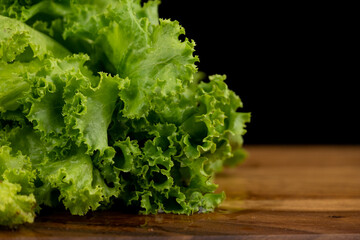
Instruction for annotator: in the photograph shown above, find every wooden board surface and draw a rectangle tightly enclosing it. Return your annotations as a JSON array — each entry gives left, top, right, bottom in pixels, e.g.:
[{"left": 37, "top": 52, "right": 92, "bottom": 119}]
[{"left": 1, "top": 145, "right": 360, "bottom": 239}]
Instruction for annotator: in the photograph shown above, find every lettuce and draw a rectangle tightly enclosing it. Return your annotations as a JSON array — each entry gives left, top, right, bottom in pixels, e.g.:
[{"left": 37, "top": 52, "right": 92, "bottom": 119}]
[
  {"left": 0, "top": 0, "right": 250, "bottom": 226},
  {"left": 0, "top": 146, "right": 36, "bottom": 226}
]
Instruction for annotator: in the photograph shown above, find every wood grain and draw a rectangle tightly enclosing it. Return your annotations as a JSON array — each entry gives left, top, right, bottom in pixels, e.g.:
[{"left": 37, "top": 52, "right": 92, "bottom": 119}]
[{"left": 1, "top": 145, "right": 360, "bottom": 239}]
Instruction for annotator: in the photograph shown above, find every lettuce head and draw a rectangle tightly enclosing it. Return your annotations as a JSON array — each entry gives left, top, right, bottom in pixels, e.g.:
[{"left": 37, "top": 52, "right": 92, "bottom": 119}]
[{"left": 0, "top": 0, "right": 250, "bottom": 226}]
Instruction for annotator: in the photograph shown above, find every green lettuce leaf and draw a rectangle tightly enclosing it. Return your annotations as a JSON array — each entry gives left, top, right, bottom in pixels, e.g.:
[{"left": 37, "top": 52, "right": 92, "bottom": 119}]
[
  {"left": 0, "top": 180, "right": 36, "bottom": 226},
  {"left": 0, "top": 14, "right": 70, "bottom": 119},
  {"left": 1, "top": 0, "right": 198, "bottom": 118},
  {"left": 0, "top": 0, "right": 250, "bottom": 226},
  {"left": 37, "top": 148, "right": 119, "bottom": 215},
  {"left": 0, "top": 145, "right": 36, "bottom": 225},
  {"left": 0, "top": 15, "right": 69, "bottom": 62}
]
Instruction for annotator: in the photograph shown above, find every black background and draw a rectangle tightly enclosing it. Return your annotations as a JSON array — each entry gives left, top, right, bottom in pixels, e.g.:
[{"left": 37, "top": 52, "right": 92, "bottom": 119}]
[{"left": 159, "top": 1, "right": 359, "bottom": 145}]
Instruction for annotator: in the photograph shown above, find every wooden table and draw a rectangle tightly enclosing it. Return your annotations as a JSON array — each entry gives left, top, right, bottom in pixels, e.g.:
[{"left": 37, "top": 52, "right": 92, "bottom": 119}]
[{"left": 1, "top": 145, "right": 360, "bottom": 239}]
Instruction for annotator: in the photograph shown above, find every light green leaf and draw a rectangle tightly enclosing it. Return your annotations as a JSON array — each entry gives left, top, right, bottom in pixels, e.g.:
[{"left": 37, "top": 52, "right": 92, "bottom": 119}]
[
  {"left": 0, "top": 15, "right": 69, "bottom": 62},
  {"left": 0, "top": 180, "right": 36, "bottom": 226}
]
